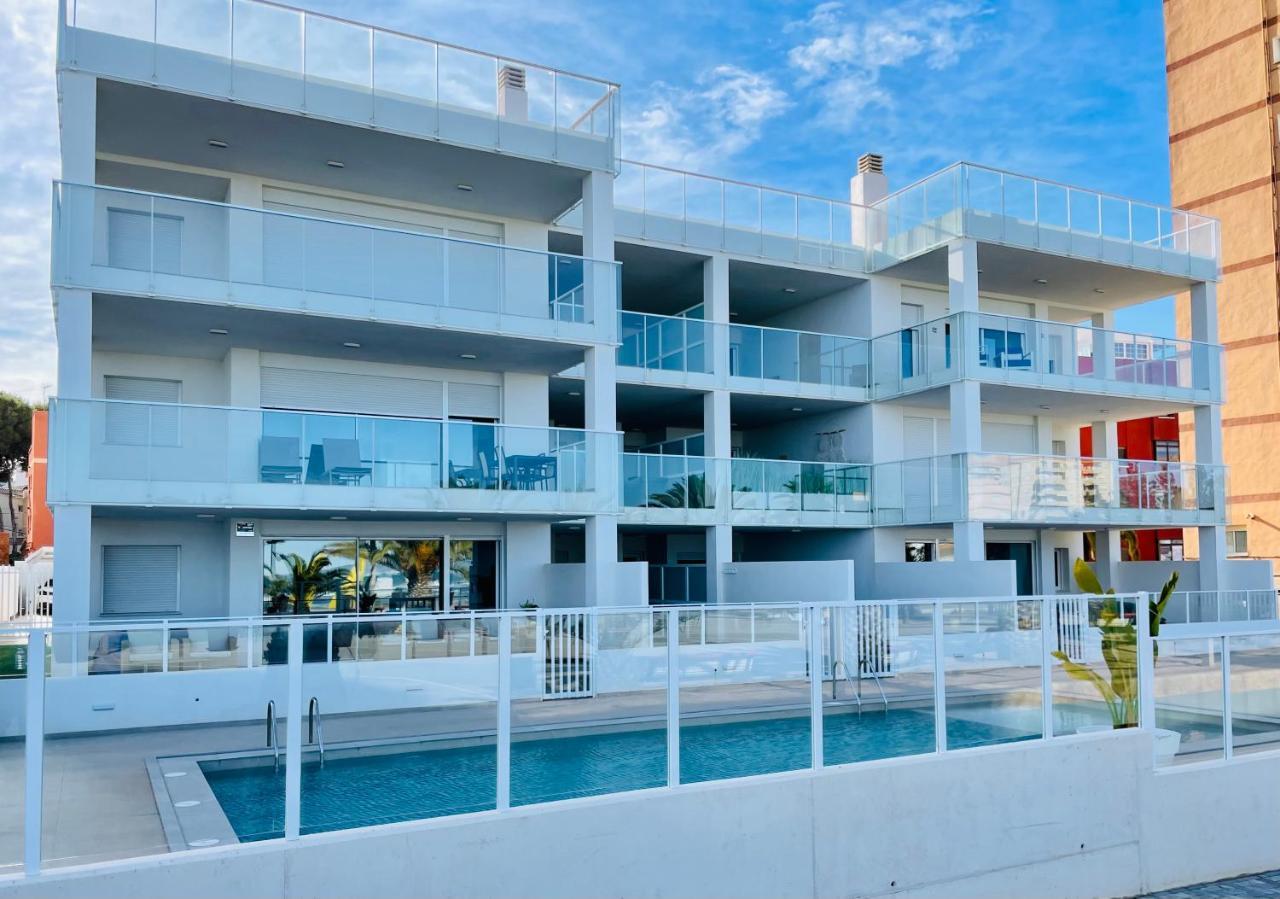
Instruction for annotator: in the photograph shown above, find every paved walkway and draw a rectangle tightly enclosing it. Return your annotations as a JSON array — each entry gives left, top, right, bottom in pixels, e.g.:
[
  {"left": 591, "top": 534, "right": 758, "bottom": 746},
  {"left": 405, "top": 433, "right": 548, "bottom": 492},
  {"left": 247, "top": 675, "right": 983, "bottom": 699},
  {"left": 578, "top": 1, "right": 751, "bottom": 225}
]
[{"left": 1146, "top": 870, "right": 1280, "bottom": 897}]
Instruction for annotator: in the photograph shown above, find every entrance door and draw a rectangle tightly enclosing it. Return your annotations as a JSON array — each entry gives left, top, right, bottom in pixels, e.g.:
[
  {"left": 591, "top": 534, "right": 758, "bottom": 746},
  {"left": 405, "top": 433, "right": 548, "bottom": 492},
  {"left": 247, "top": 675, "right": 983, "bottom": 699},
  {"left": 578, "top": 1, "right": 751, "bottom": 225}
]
[
  {"left": 448, "top": 539, "right": 500, "bottom": 610},
  {"left": 986, "top": 541, "right": 1035, "bottom": 595},
  {"left": 900, "top": 302, "right": 924, "bottom": 384}
]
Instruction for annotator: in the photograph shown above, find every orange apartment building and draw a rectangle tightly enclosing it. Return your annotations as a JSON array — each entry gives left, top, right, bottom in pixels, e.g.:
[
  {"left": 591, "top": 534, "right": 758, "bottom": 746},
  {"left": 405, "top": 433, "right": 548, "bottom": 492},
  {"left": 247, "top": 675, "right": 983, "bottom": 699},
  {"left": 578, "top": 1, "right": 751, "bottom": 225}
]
[
  {"left": 1165, "top": 1, "right": 1280, "bottom": 581},
  {"left": 25, "top": 409, "right": 52, "bottom": 555}
]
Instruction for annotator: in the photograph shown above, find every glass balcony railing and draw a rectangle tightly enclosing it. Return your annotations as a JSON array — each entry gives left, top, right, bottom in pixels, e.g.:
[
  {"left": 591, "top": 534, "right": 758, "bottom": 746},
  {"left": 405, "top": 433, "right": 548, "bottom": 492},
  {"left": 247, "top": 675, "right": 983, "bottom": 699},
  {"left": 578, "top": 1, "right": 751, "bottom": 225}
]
[
  {"left": 621, "top": 453, "right": 717, "bottom": 510},
  {"left": 48, "top": 398, "right": 617, "bottom": 512},
  {"left": 559, "top": 160, "right": 876, "bottom": 271},
  {"left": 871, "top": 311, "right": 1221, "bottom": 401},
  {"left": 730, "top": 458, "right": 872, "bottom": 521},
  {"left": 647, "top": 564, "right": 708, "bottom": 603},
  {"left": 873, "top": 163, "right": 1220, "bottom": 279},
  {"left": 617, "top": 312, "right": 714, "bottom": 374},
  {"left": 60, "top": 0, "right": 619, "bottom": 171},
  {"left": 873, "top": 453, "right": 1226, "bottom": 525},
  {"left": 729, "top": 323, "right": 869, "bottom": 390},
  {"left": 52, "top": 182, "right": 617, "bottom": 334}
]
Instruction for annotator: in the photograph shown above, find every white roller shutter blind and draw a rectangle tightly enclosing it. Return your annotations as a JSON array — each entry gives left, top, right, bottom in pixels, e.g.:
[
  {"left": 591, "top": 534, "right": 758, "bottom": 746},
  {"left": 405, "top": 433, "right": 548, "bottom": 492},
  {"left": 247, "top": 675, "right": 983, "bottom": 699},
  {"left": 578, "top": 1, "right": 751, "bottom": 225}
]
[
  {"left": 102, "top": 545, "right": 180, "bottom": 615},
  {"left": 108, "top": 208, "right": 181, "bottom": 273},
  {"left": 104, "top": 376, "right": 181, "bottom": 446},
  {"left": 983, "top": 422, "right": 1036, "bottom": 454},
  {"left": 447, "top": 382, "right": 501, "bottom": 420},
  {"left": 260, "top": 367, "right": 444, "bottom": 419}
]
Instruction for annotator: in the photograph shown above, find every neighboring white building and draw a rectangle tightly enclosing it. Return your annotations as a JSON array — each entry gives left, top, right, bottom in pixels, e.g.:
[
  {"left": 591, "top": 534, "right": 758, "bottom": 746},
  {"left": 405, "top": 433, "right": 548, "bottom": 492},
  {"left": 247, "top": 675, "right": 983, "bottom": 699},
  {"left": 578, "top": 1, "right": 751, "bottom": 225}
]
[{"left": 44, "top": 1, "right": 1270, "bottom": 625}]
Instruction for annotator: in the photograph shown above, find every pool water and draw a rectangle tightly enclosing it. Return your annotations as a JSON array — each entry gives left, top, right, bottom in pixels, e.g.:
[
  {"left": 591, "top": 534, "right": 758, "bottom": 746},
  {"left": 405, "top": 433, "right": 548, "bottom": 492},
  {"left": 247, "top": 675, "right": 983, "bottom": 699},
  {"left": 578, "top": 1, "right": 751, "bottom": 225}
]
[{"left": 200, "top": 706, "right": 1040, "bottom": 842}]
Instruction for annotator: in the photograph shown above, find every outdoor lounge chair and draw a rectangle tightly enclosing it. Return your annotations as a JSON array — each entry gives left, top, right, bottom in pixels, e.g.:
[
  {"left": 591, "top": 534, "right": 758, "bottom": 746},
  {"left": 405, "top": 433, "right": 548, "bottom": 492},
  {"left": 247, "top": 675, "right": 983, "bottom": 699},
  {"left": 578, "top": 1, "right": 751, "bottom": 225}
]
[
  {"left": 1003, "top": 330, "right": 1033, "bottom": 369},
  {"left": 259, "top": 435, "right": 303, "bottom": 483},
  {"left": 322, "top": 438, "right": 372, "bottom": 485}
]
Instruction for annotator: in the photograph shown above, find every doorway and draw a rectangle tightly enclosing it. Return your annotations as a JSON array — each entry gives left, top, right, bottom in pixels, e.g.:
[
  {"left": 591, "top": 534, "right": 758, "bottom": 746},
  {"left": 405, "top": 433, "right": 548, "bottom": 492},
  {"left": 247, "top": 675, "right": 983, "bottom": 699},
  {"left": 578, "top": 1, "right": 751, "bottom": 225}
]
[{"left": 986, "top": 541, "right": 1035, "bottom": 595}]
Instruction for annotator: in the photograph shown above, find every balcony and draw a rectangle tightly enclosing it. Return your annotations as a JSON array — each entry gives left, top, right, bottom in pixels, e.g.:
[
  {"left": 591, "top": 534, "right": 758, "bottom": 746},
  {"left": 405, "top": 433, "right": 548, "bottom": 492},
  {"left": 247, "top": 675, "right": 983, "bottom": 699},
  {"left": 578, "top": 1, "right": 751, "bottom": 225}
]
[
  {"left": 620, "top": 453, "right": 872, "bottom": 527},
  {"left": 873, "top": 163, "right": 1219, "bottom": 280},
  {"left": 873, "top": 453, "right": 1226, "bottom": 527},
  {"left": 48, "top": 398, "right": 618, "bottom": 517},
  {"left": 52, "top": 183, "right": 618, "bottom": 347},
  {"left": 559, "top": 160, "right": 875, "bottom": 272},
  {"left": 870, "top": 311, "right": 1221, "bottom": 406},
  {"left": 60, "top": 0, "right": 619, "bottom": 172}
]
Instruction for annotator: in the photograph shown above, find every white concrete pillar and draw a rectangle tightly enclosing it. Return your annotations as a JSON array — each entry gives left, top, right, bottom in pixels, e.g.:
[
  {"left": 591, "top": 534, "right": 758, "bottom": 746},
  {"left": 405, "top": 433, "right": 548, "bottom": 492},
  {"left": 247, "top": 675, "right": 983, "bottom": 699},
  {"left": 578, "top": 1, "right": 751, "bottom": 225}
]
[
  {"left": 58, "top": 72, "right": 96, "bottom": 185},
  {"left": 948, "top": 238, "right": 979, "bottom": 380},
  {"left": 582, "top": 170, "right": 616, "bottom": 339},
  {"left": 584, "top": 346, "right": 618, "bottom": 607},
  {"left": 704, "top": 255, "right": 730, "bottom": 379},
  {"left": 1091, "top": 419, "right": 1122, "bottom": 587},
  {"left": 706, "top": 524, "right": 733, "bottom": 604},
  {"left": 1091, "top": 311, "right": 1117, "bottom": 382},
  {"left": 506, "top": 521, "right": 550, "bottom": 608},
  {"left": 226, "top": 175, "right": 266, "bottom": 287},
  {"left": 224, "top": 348, "right": 262, "bottom": 484},
  {"left": 52, "top": 290, "right": 93, "bottom": 499},
  {"left": 949, "top": 380, "right": 982, "bottom": 453},
  {"left": 1190, "top": 281, "right": 1223, "bottom": 397},
  {"left": 52, "top": 505, "right": 91, "bottom": 623},
  {"left": 849, "top": 165, "right": 889, "bottom": 251},
  {"left": 1194, "top": 402, "right": 1227, "bottom": 590},
  {"left": 953, "top": 521, "right": 985, "bottom": 563},
  {"left": 227, "top": 521, "right": 263, "bottom": 618},
  {"left": 55, "top": 289, "right": 92, "bottom": 400}
]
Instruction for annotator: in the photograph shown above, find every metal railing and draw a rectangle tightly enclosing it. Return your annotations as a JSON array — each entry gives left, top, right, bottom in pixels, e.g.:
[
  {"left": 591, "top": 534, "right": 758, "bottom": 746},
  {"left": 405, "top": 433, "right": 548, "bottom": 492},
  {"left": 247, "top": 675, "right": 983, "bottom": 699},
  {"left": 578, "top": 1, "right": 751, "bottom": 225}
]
[
  {"left": 59, "top": 0, "right": 620, "bottom": 169},
  {"left": 52, "top": 182, "right": 618, "bottom": 329},
  {"left": 729, "top": 322, "right": 870, "bottom": 390},
  {"left": 1166, "top": 590, "right": 1280, "bottom": 625}
]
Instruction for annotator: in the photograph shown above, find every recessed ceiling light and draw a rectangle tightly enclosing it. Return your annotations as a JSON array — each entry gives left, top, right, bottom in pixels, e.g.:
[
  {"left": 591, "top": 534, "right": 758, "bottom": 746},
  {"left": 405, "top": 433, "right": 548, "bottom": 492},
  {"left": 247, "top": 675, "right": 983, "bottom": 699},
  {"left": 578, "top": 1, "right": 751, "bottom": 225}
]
[
  {"left": 456, "top": 184, "right": 474, "bottom": 192},
  {"left": 977, "top": 269, "right": 984, "bottom": 274},
  {"left": 208, "top": 328, "right": 228, "bottom": 335},
  {"left": 459, "top": 353, "right": 478, "bottom": 360},
  {"left": 196, "top": 513, "right": 216, "bottom": 519},
  {"left": 1034, "top": 278, "right": 1048, "bottom": 285},
  {"left": 207, "top": 139, "right": 228, "bottom": 149},
  {"left": 569, "top": 525, "right": 582, "bottom": 531},
  {"left": 790, "top": 528, "right": 802, "bottom": 533},
  {"left": 568, "top": 390, "right": 581, "bottom": 397},
  {"left": 729, "top": 311, "right": 740, "bottom": 317},
  {"left": 1038, "top": 404, "right": 1051, "bottom": 411},
  {"left": 1098, "top": 409, "right": 1109, "bottom": 414},
  {"left": 343, "top": 341, "right": 361, "bottom": 348},
  {"left": 330, "top": 516, "right": 347, "bottom": 521},
  {"left": 457, "top": 516, "right": 473, "bottom": 522},
  {"left": 783, "top": 287, "right": 797, "bottom": 294},
  {"left": 326, "top": 160, "right": 345, "bottom": 168},
  {"left": 1093, "top": 288, "right": 1106, "bottom": 294},
  {"left": 791, "top": 407, "right": 803, "bottom": 412}
]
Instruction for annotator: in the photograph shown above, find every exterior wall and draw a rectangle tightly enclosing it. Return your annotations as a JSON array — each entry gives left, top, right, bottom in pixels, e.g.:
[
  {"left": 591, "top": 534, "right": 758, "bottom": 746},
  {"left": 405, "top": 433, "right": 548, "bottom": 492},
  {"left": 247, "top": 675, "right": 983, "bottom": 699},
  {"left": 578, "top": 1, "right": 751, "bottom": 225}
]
[
  {"left": 7, "top": 731, "right": 1279, "bottom": 898},
  {"left": 1166, "top": 0, "right": 1280, "bottom": 583},
  {"left": 25, "top": 411, "right": 52, "bottom": 554}
]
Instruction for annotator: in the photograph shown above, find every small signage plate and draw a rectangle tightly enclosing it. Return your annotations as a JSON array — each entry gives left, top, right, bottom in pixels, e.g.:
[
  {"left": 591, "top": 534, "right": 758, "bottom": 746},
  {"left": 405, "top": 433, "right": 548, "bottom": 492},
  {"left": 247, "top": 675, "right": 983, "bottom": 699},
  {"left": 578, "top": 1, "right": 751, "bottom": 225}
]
[{"left": 235, "top": 521, "right": 256, "bottom": 537}]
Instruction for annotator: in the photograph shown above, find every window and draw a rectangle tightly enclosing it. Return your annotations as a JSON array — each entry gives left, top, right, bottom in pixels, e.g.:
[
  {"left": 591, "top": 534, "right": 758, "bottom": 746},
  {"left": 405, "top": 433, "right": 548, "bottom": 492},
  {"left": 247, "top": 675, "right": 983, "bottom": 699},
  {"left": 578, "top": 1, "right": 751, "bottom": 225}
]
[
  {"left": 102, "top": 545, "right": 180, "bottom": 616},
  {"left": 1157, "top": 539, "right": 1184, "bottom": 561},
  {"left": 107, "top": 208, "right": 182, "bottom": 273},
  {"left": 905, "top": 540, "right": 952, "bottom": 562},
  {"left": 104, "top": 376, "right": 181, "bottom": 446},
  {"left": 1154, "top": 440, "right": 1180, "bottom": 462},
  {"left": 1227, "top": 528, "right": 1249, "bottom": 557}
]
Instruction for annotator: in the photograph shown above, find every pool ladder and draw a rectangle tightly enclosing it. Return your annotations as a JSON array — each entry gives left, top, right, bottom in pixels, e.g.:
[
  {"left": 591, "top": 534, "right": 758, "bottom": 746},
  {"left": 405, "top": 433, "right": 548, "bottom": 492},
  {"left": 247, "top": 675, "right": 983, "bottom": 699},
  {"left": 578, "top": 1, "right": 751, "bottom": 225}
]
[
  {"left": 830, "top": 660, "right": 888, "bottom": 712},
  {"left": 265, "top": 698, "right": 325, "bottom": 769}
]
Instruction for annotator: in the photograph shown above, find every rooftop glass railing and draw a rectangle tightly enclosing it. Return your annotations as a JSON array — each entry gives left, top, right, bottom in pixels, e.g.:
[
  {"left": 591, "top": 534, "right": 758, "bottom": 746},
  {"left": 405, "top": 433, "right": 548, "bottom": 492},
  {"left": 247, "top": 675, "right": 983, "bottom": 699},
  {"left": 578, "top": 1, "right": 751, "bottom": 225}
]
[
  {"left": 52, "top": 182, "right": 617, "bottom": 333},
  {"left": 60, "top": 0, "right": 620, "bottom": 171},
  {"left": 559, "top": 160, "right": 876, "bottom": 271},
  {"left": 48, "top": 398, "right": 618, "bottom": 512},
  {"left": 873, "top": 452, "right": 1226, "bottom": 526},
  {"left": 873, "top": 163, "right": 1220, "bottom": 279},
  {"left": 870, "top": 311, "right": 1221, "bottom": 401}
]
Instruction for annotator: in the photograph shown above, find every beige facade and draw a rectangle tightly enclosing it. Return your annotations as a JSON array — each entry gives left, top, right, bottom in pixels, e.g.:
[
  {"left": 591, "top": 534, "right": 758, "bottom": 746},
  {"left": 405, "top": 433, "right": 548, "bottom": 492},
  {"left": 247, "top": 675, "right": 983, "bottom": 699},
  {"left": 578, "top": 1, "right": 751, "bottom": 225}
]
[{"left": 1166, "top": 0, "right": 1280, "bottom": 578}]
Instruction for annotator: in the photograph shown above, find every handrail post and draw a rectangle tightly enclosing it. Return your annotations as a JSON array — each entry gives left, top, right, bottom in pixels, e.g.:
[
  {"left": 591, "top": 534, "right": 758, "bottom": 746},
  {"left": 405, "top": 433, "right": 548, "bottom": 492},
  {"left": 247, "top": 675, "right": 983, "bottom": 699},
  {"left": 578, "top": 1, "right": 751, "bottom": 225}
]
[
  {"left": 666, "top": 608, "right": 680, "bottom": 787},
  {"left": 24, "top": 630, "right": 44, "bottom": 876},
  {"left": 809, "top": 604, "right": 824, "bottom": 770},
  {"left": 284, "top": 619, "right": 303, "bottom": 840},
  {"left": 1040, "top": 597, "right": 1054, "bottom": 740},
  {"left": 497, "top": 613, "right": 512, "bottom": 810},
  {"left": 933, "top": 599, "right": 947, "bottom": 753},
  {"left": 1221, "top": 634, "right": 1233, "bottom": 761}
]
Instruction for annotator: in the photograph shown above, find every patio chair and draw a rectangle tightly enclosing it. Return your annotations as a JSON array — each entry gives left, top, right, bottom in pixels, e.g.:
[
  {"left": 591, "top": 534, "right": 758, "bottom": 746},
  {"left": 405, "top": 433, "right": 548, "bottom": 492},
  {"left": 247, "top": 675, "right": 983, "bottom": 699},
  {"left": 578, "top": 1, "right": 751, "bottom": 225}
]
[
  {"left": 259, "top": 435, "right": 303, "bottom": 483},
  {"left": 1004, "top": 330, "right": 1033, "bottom": 369},
  {"left": 322, "top": 438, "right": 372, "bottom": 485}
]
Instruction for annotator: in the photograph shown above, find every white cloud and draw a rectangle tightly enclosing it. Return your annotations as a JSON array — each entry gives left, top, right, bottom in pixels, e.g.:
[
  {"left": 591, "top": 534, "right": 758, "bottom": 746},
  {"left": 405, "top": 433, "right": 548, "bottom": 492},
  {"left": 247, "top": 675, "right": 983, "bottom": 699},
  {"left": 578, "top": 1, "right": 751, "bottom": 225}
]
[
  {"left": 0, "top": 0, "right": 58, "bottom": 404},
  {"left": 787, "top": 0, "right": 990, "bottom": 127},
  {"left": 624, "top": 64, "right": 789, "bottom": 170}
]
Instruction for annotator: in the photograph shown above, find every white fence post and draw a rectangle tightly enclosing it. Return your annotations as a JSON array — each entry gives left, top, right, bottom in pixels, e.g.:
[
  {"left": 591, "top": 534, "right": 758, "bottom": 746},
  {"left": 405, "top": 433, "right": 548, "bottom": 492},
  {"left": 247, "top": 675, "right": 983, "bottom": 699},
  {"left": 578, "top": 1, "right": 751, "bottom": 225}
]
[
  {"left": 666, "top": 608, "right": 680, "bottom": 787},
  {"left": 497, "top": 614, "right": 512, "bottom": 810},
  {"left": 24, "top": 630, "right": 44, "bottom": 875},
  {"left": 933, "top": 599, "right": 947, "bottom": 753},
  {"left": 809, "top": 605, "right": 824, "bottom": 770},
  {"left": 284, "top": 619, "right": 303, "bottom": 840},
  {"left": 1221, "top": 634, "right": 1233, "bottom": 761},
  {"left": 1137, "top": 592, "right": 1156, "bottom": 734},
  {"left": 1040, "top": 596, "right": 1054, "bottom": 739}
]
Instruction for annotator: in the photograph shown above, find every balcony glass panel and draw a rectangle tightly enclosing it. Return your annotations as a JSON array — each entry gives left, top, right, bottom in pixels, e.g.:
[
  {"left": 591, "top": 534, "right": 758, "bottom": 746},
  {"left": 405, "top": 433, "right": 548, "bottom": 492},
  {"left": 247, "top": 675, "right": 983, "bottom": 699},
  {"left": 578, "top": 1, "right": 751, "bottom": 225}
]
[
  {"left": 730, "top": 459, "right": 871, "bottom": 520},
  {"left": 621, "top": 454, "right": 715, "bottom": 510},
  {"left": 729, "top": 324, "right": 868, "bottom": 390},
  {"left": 869, "top": 316, "right": 958, "bottom": 398},
  {"left": 53, "top": 183, "right": 616, "bottom": 328}
]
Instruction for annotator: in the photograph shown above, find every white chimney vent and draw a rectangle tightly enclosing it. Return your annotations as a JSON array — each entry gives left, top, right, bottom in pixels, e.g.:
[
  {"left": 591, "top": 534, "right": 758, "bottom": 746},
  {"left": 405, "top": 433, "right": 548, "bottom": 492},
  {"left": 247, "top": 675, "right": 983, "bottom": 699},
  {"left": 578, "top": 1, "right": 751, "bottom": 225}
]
[
  {"left": 498, "top": 65, "right": 528, "bottom": 121},
  {"left": 858, "top": 153, "right": 884, "bottom": 175}
]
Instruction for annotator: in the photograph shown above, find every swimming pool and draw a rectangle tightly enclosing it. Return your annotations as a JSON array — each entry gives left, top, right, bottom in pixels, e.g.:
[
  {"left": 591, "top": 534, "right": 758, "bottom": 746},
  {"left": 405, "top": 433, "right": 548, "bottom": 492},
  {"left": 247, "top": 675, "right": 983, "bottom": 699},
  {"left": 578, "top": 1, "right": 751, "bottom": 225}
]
[{"left": 199, "top": 705, "right": 1042, "bottom": 842}]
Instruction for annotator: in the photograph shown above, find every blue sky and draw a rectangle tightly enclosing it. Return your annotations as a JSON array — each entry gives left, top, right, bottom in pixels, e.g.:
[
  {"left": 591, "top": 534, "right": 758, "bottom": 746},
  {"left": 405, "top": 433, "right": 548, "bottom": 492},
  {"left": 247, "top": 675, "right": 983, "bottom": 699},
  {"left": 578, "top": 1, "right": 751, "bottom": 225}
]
[{"left": 0, "top": 0, "right": 1175, "bottom": 402}]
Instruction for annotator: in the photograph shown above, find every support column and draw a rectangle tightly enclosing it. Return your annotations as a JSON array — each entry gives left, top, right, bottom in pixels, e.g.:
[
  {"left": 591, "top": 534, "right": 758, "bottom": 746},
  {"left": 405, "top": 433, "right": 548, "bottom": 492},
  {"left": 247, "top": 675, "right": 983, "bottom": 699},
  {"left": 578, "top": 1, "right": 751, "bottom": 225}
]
[
  {"left": 704, "top": 255, "right": 730, "bottom": 380},
  {"left": 1195, "top": 403, "right": 1227, "bottom": 591},
  {"left": 52, "top": 505, "right": 91, "bottom": 623},
  {"left": 1091, "top": 419, "right": 1122, "bottom": 588},
  {"left": 58, "top": 72, "right": 96, "bottom": 185},
  {"left": 582, "top": 170, "right": 616, "bottom": 340},
  {"left": 1091, "top": 311, "right": 1117, "bottom": 383},
  {"left": 948, "top": 238, "right": 980, "bottom": 380},
  {"left": 52, "top": 288, "right": 93, "bottom": 625},
  {"left": 705, "top": 525, "right": 732, "bottom": 604},
  {"left": 584, "top": 346, "right": 618, "bottom": 607}
]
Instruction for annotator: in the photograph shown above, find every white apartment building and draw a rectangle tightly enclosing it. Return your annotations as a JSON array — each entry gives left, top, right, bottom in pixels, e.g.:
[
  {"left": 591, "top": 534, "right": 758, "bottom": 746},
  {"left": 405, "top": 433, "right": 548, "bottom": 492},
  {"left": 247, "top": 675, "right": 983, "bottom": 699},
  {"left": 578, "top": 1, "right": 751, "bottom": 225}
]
[{"left": 44, "top": 0, "right": 1273, "bottom": 628}]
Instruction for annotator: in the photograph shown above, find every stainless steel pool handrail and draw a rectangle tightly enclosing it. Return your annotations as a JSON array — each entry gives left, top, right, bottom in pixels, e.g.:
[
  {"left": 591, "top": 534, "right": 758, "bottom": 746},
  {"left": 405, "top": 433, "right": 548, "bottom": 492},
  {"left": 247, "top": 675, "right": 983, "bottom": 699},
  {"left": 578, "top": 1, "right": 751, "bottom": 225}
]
[
  {"left": 266, "top": 700, "right": 280, "bottom": 771},
  {"left": 308, "top": 696, "right": 325, "bottom": 767},
  {"left": 829, "top": 660, "right": 862, "bottom": 711},
  {"left": 859, "top": 662, "right": 889, "bottom": 712}
]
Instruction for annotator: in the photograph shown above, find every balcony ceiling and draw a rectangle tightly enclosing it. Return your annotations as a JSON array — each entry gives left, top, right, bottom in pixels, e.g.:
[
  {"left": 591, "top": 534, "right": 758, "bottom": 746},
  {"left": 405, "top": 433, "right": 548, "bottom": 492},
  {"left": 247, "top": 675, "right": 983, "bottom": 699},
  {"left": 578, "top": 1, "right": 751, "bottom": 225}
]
[
  {"left": 727, "top": 260, "right": 863, "bottom": 324},
  {"left": 96, "top": 82, "right": 590, "bottom": 223},
  {"left": 882, "top": 243, "right": 1203, "bottom": 311},
  {"left": 90, "top": 506, "right": 580, "bottom": 523},
  {"left": 91, "top": 294, "right": 585, "bottom": 375},
  {"left": 729, "top": 393, "right": 856, "bottom": 429}
]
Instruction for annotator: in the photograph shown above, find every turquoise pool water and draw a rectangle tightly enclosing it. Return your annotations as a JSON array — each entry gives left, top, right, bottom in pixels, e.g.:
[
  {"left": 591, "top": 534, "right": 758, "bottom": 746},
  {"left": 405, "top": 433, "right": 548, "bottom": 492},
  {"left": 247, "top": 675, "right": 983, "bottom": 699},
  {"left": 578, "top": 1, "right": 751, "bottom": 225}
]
[{"left": 200, "top": 707, "right": 1039, "bottom": 842}]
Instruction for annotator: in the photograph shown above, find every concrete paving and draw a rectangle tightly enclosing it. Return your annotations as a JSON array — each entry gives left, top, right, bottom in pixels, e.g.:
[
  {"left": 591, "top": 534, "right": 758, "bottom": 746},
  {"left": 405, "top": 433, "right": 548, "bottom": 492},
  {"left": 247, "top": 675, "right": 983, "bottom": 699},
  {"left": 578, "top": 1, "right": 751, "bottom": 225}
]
[{"left": 1146, "top": 869, "right": 1280, "bottom": 897}]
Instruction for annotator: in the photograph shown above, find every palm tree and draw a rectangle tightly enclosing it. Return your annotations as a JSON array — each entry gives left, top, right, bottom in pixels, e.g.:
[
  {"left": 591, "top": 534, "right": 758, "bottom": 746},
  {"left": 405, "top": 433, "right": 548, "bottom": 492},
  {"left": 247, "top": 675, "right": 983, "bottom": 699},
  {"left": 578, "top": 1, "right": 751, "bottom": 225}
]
[
  {"left": 281, "top": 549, "right": 338, "bottom": 616},
  {"left": 379, "top": 540, "right": 444, "bottom": 608},
  {"left": 646, "top": 474, "right": 709, "bottom": 509}
]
